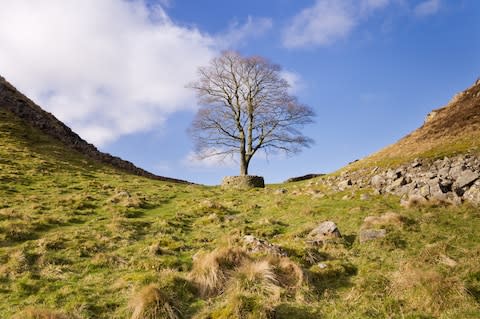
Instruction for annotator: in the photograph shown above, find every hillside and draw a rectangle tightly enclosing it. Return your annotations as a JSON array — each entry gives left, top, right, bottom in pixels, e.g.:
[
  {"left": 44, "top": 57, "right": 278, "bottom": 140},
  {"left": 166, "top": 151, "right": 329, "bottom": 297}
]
[
  {"left": 0, "top": 78, "right": 479, "bottom": 319},
  {"left": 0, "top": 75, "right": 190, "bottom": 184}
]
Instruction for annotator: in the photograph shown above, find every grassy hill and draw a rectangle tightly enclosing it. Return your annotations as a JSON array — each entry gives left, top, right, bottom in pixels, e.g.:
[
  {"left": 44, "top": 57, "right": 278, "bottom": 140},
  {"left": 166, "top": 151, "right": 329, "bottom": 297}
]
[{"left": 0, "top": 80, "right": 479, "bottom": 318}]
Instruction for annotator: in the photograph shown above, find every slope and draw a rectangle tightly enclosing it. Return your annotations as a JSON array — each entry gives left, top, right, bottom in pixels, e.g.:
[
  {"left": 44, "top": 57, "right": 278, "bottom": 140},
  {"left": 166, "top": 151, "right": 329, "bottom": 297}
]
[
  {"left": 0, "top": 75, "right": 189, "bottom": 184},
  {"left": 0, "top": 78, "right": 479, "bottom": 319}
]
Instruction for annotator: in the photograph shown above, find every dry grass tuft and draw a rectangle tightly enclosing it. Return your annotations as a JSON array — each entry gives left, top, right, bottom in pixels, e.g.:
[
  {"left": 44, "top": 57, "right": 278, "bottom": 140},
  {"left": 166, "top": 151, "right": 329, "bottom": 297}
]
[
  {"left": 12, "top": 307, "right": 72, "bottom": 319},
  {"left": 268, "top": 256, "right": 304, "bottom": 290},
  {"left": 129, "top": 284, "right": 179, "bottom": 319},
  {"left": 228, "top": 260, "right": 281, "bottom": 300},
  {"left": 189, "top": 247, "right": 249, "bottom": 297},
  {"left": 389, "top": 262, "right": 471, "bottom": 315},
  {"left": 362, "top": 211, "right": 406, "bottom": 229}
]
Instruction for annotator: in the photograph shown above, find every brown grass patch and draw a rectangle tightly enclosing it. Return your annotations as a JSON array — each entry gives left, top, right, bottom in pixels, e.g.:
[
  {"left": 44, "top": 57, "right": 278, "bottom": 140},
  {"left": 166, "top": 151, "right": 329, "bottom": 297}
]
[
  {"left": 12, "top": 307, "right": 73, "bottom": 319},
  {"left": 389, "top": 262, "right": 470, "bottom": 315},
  {"left": 189, "top": 247, "right": 249, "bottom": 297},
  {"left": 129, "top": 284, "right": 179, "bottom": 319}
]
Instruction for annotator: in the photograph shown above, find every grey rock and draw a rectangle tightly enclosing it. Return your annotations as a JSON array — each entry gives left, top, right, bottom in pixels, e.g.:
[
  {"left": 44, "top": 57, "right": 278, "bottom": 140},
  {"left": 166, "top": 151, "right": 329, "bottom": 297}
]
[
  {"left": 242, "top": 235, "right": 286, "bottom": 256},
  {"left": 463, "top": 184, "right": 480, "bottom": 205},
  {"left": 371, "top": 175, "right": 385, "bottom": 189},
  {"left": 307, "top": 221, "right": 341, "bottom": 244},
  {"left": 338, "top": 179, "right": 352, "bottom": 190},
  {"left": 455, "top": 169, "right": 479, "bottom": 188},
  {"left": 359, "top": 229, "right": 387, "bottom": 243}
]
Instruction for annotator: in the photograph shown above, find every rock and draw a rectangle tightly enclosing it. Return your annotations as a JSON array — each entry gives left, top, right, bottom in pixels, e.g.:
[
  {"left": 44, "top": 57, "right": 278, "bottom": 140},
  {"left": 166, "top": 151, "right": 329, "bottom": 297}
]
[
  {"left": 449, "top": 164, "right": 465, "bottom": 180},
  {"left": 371, "top": 175, "right": 385, "bottom": 189},
  {"left": 439, "top": 254, "right": 457, "bottom": 267},
  {"left": 338, "top": 179, "right": 352, "bottom": 190},
  {"left": 463, "top": 183, "right": 480, "bottom": 205},
  {"left": 274, "top": 188, "right": 288, "bottom": 195},
  {"left": 242, "top": 235, "right": 286, "bottom": 256},
  {"left": 307, "top": 221, "right": 341, "bottom": 244},
  {"left": 411, "top": 160, "right": 422, "bottom": 168},
  {"left": 360, "top": 194, "right": 370, "bottom": 201},
  {"left": 221, "top": 175, "right": 265, "bottom": 189},
  {"left": 359, "top": 229, "right": 386, "bottom": 243},
  {"left": 455, "top": 169, "right": 479, "bottom": 188}
]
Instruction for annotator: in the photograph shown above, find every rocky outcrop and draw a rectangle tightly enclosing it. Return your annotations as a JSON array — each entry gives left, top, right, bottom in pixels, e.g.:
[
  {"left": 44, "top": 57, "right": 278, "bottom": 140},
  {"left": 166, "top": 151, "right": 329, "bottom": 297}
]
[
  {"left": 321, "top": 154, "right": 480, "bottom": 206},
  {"left": 0, "top": 75, "right": 190, "bottom": 184}
]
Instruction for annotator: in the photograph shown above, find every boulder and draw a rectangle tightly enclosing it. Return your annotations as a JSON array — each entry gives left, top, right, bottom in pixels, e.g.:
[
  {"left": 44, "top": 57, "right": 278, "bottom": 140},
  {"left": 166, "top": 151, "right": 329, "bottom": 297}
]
[
  {"left": 371, "top": 175, "right": 385, "bottom": 189},
  {"left": 338, "top": 179, "right": 352, "bottom": 190},
  {"left": 463, "top": 183, "right": 480, "bottom": 205},
  {"left": 359, "top": 229, "right": 386, "bottom": 243},
  {"left": 455, "top": 169, "right": 479, "bottom": 188},
  {"left": 307, "top": 221, "right": 341, "bottom": 244}
]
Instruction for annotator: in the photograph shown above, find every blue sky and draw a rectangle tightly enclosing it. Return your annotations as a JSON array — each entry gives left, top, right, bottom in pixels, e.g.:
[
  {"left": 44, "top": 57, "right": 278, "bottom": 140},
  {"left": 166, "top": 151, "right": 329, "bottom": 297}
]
[{"left": 0, "top": 0, "right": 479, "bottom": 184}]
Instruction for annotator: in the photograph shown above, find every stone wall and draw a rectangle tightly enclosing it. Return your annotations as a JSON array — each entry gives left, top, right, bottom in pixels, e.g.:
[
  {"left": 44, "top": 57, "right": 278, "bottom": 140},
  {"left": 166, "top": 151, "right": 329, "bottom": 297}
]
[{"left": 221, "top": 176, "right": 265, "bottom": 189}]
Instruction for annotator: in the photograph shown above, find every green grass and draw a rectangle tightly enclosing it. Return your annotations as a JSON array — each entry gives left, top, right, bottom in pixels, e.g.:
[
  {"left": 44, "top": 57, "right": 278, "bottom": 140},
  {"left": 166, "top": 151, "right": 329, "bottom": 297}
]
[{"left": 1, "top": 109, "right": 479, "bottom": 318}]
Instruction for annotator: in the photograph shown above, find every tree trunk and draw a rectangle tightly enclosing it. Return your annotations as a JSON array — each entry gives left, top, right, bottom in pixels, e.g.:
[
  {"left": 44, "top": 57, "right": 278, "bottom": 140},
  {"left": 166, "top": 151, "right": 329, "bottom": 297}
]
[{"left": 240, "top": 157, "right": 248, "bottom": 176}]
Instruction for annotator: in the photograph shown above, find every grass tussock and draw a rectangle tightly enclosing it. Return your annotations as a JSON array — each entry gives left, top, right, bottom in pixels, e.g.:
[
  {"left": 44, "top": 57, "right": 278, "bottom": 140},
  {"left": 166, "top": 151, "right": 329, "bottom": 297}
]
[
  {"left": 129, "top": 284, "right": 180, "bottom": 319},
  {"left": 189, "top": 247, "right": 249, "bottom": 297},
  {"left": 12, "top": 307, "right": 73, "bottom": 319},
  {"left": 389, "top": 262, "right": 474, "bottom": 315}
]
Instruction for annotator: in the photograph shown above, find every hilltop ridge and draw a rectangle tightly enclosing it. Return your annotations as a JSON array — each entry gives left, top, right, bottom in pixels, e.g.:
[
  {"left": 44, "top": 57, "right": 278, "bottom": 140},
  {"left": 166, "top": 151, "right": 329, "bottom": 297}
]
[{"left": 0, "top": 75, "right": 190, "bottom": 184}]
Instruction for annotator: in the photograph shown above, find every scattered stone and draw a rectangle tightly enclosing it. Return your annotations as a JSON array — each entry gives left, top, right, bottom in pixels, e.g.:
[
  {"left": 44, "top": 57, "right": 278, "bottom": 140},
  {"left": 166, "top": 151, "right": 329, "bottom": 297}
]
[
  {"left": 359, "top": 229, "right": 386, "bottom": 243},
  {"left": 274, "top": 188, "right": 288, "bottom": 195},
  {"left": 242, "top": 235, "right": 286, "bottom": 256},
  {"left": 317, "top": 263, "right": 327, "bottom": 269},
  {"left": 307, "top": 221, "right": 341, "bottom": 245},
  {"left": 360, "top": 194, "right": 370, "bottom": 201},
  {"left": 439, "top": 254, "right": 458, "bottom": 268}
]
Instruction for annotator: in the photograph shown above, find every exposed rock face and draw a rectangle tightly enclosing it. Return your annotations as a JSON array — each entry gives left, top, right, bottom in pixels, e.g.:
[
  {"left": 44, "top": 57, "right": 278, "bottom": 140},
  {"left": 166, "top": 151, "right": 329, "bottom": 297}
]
[
  {"left": 0, "top": 75, "right": 191, "bottom": 184},
  {"left": 221, "top": 175, "right": 265, "bottom": 189},
  {"left": 319, "top": 154, "right": 480, "bottom": 206}
]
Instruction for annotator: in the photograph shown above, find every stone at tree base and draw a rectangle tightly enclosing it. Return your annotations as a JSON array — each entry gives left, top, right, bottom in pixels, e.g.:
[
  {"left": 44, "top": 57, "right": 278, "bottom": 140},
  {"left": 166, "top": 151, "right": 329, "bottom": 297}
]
[{"left": 221, "top": 175, "right": 265, "bottom": 189}]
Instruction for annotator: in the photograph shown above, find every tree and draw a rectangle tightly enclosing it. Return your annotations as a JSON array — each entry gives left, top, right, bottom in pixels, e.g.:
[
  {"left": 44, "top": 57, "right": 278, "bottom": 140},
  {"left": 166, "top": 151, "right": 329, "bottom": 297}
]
[{"left": 188, "top": 51, "right": 315, "bottom": 176}]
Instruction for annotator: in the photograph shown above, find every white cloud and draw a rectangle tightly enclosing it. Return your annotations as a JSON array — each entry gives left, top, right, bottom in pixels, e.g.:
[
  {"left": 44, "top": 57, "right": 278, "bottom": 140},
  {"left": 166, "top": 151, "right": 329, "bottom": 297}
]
[
  {"left": 217, "top": 16, "right": 273, "bottom": 48},
  {"left": 414, "top": 0, "right": 441, "bottom": 17},
  {"left": 183, "top": 148, "right": 237, "bottom": 169},
  {"left": 280, "top": 70, "right": 304, "bottom": 94},
  {"left": 0, "top": 0, "right": 217, "bottom": 146},
  {"left": 283, "top": 0, "right": 391, "bottom": 48}
]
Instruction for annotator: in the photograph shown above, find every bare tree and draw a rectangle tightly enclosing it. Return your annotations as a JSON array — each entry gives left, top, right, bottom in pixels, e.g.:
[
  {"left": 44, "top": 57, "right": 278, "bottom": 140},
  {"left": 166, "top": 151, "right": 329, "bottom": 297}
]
[{"left": 188, "top": 51, "right": 314, "bottom": 176}]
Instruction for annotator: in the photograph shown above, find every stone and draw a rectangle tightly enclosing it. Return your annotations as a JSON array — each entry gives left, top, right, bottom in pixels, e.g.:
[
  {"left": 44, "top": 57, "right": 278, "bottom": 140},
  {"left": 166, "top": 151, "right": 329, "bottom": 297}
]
[
  {"left": 307, "top": 221, "right": 341, "bottom": 244},
  {"left": 242, "top": 235, "right": 286, "bottom": 256},
  {"left": 221, "top": 175, "right": 265, "bottom": 189},
  {"left": 274, "top": 188, "right": 288, "bottom": 195},
  {"left": 371, "top": 175, "right": 385, "bottom": 189},
  {"left": 455, "top": 169, "right": 479, "bottom": 188},
  {"left": 463, "top": 184, "right": 480, "bottom": 205},
  {"left": 338, "top": 179, "right": 352, "bottom": 190},
  {"left": 360, "top": 194, "right": 370, "bottom": 201},
  {"left": 359, "top": 229, "right": 386, "bottom": 243}
]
